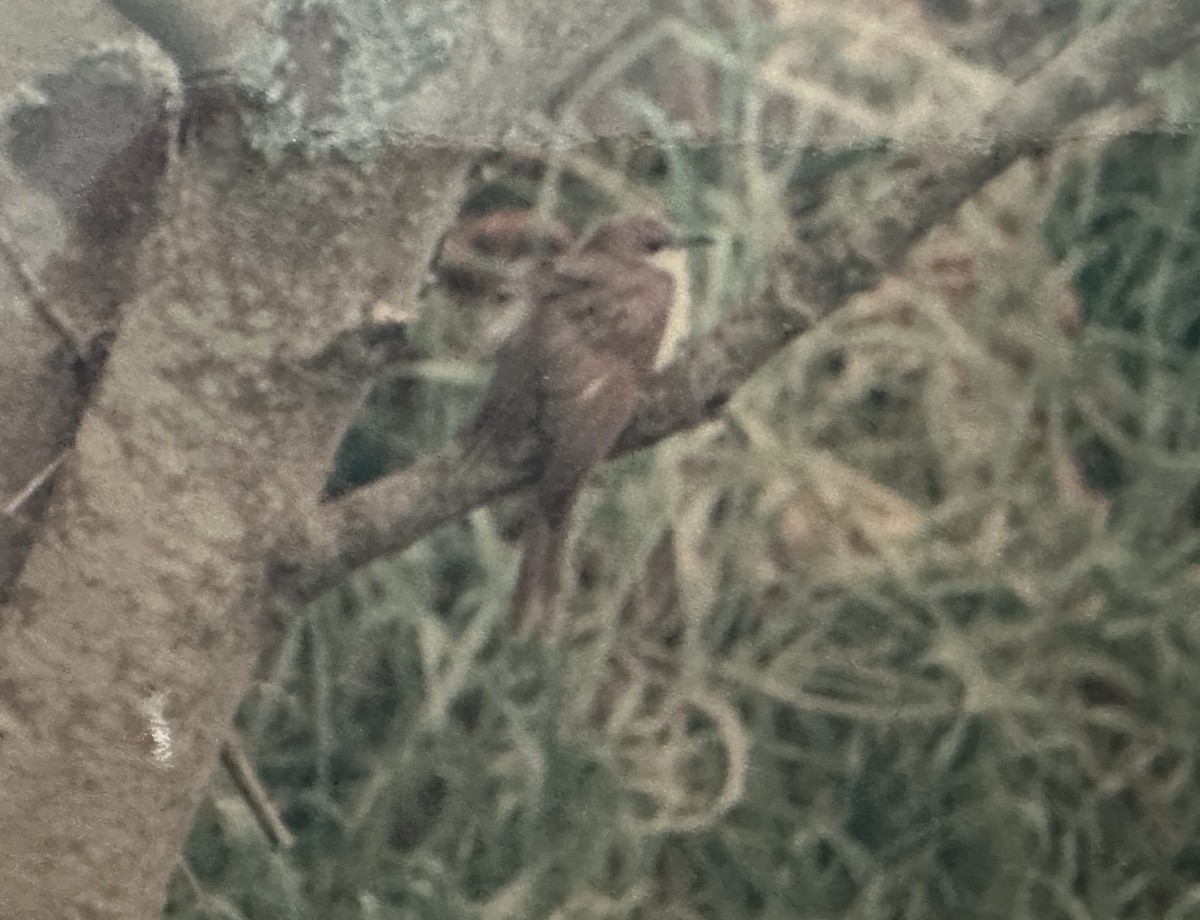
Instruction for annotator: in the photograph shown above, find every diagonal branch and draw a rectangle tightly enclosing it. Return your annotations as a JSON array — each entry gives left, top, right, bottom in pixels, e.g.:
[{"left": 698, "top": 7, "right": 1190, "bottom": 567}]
[
  {"left": 104, "top": 0, "right": 235, "bottom": 78},
  {"left": 278, "top": 0, "right": 1200, "bottom": 603}
]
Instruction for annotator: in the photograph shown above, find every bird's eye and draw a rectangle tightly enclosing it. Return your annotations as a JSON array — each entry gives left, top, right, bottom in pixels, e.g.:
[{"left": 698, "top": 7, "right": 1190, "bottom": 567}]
[
  {"left": 474, "top": 235, "right": 500, "bottom": 256},
  {"left": 644, "top": 239, "right": 666, "bottom": 254}
]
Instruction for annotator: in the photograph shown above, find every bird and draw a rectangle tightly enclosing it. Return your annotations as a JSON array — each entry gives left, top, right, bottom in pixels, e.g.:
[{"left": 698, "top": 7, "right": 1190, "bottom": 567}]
[
  {"left": 436, "top": 208, "right": 574, "bottom": 301},
  {"left": 467, "top": 214, "right": 709, "bottom": 636},
  {"left": 433, "top": 209, "right": 576, "bottom": 362}
]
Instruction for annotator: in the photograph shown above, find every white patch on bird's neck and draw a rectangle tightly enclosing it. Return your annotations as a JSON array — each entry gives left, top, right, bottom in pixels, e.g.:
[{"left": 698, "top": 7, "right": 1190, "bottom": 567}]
[{"left": 647, "top": 249, "right": 693, "bottom": 368}]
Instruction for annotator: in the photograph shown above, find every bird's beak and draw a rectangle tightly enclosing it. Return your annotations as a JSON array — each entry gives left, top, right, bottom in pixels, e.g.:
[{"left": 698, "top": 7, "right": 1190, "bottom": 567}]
[{"left": 674, "top": 233, "right": 715, "bottom": 249}]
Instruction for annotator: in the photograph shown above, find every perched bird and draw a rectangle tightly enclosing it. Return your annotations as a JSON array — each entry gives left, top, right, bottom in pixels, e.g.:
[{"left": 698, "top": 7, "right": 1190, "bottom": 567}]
[
  {"left": 433, "top": 209, "right": 576, "bottom": 360},
  {"left": 436, "top": 208, "right": 574, "bottom": 301},
  {"left": 469, "top": 215, "right": 709, "bottom": 636}
]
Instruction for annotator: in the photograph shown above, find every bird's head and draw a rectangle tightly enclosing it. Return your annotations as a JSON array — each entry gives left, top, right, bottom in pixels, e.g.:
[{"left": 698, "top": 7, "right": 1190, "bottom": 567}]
[{"left": 583, "top": 215, "right": 712, "bottom": 259}]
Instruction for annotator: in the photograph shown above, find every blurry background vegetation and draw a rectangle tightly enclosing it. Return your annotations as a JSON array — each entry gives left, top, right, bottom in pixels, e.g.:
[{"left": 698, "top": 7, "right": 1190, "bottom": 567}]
[{"left": 166, "top": 1, "right": 1200, "bottom": 917}]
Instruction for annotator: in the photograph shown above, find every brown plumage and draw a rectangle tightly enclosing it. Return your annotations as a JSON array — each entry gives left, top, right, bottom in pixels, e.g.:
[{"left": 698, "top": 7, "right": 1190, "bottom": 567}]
[{"left": 469, "top": 215, "right": 706, "bottom": 636}]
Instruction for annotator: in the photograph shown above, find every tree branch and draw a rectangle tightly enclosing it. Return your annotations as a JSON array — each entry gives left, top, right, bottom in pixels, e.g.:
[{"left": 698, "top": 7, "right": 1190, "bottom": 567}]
[
  {"left": 280, "top": 0, "right": 1200, "bottom": 603},
  {"left": 104, "top": 0, "right": 236, "bottom": 78}
]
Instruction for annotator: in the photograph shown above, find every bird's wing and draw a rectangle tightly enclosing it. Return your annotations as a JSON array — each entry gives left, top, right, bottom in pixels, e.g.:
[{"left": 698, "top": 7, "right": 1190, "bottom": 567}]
[
  {"left": 467, "top": 251, "right": 667, "bottom": 490},
  {"left": 536, "top": 356, "right": 642, "bottom": 521},
  {"left": 529, "top": 265, "right": 647, "bottom": 517},
  {"left": 466, "top": 319, "right": 540, "bottom": 441},
  {"left": 466, "top": 255, "right": 614, "bottom": 442},
  {"left": 466, "top": 253, "right": 601, "bottom": 438}
]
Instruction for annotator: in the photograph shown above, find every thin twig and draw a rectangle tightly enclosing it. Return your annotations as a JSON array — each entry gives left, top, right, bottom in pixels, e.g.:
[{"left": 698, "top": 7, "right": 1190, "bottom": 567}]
[
  {"left": 2, "top": 451, "right": 69, "bottom": 518},
  {"left": 219, "top": 735, "right": 295, "bottom": 849},
  {"left": 0, "top": 222, "right": 86, "bottom": 356}
]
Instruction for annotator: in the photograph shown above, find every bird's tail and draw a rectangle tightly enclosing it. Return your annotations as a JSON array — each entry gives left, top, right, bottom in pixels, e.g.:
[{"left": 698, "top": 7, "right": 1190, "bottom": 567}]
[{"left": 509, "top": 512, "right": 567, "bottom": 637}]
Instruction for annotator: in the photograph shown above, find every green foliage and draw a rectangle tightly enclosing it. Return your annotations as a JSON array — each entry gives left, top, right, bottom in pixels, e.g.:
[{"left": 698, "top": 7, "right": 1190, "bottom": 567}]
[{"left": 1047, "top": 132, "right": 1200, "bottom": 354}]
